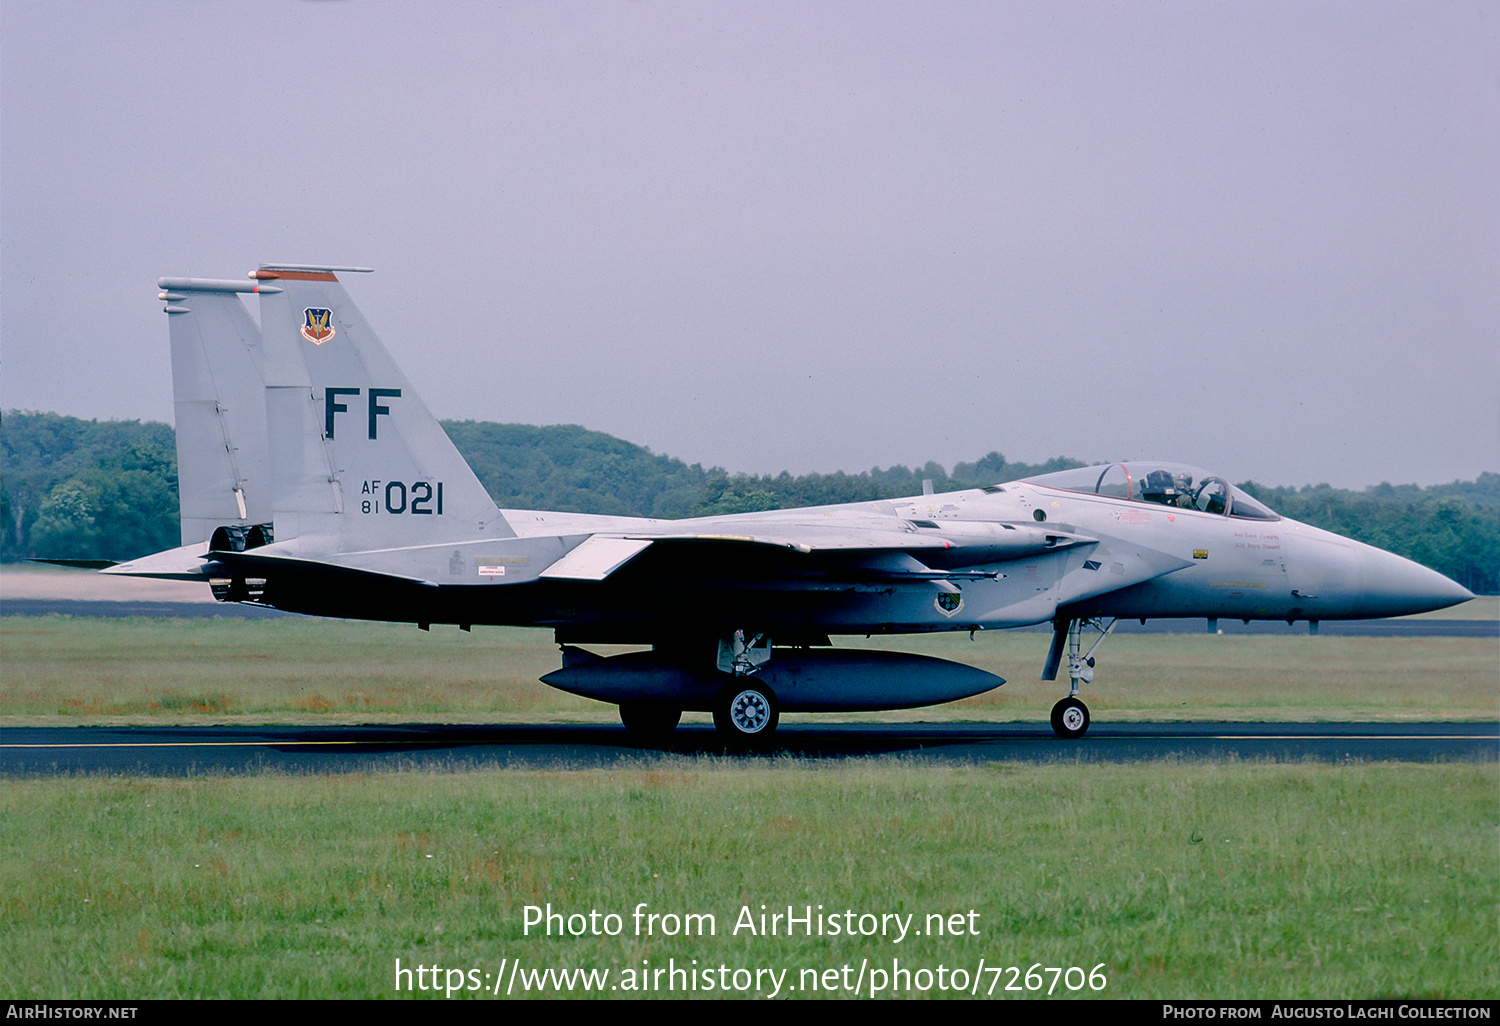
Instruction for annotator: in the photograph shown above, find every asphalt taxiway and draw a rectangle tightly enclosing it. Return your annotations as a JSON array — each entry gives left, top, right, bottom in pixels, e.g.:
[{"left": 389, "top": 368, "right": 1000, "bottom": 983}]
[{"left": 2, "top": 721, "right": 1494, "bottom": 775}]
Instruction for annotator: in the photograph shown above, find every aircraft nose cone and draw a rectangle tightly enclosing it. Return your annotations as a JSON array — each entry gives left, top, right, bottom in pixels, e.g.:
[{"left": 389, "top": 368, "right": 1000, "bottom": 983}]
[{"left": 1360, "top": 546, "right": 1474, "bottom": 617}]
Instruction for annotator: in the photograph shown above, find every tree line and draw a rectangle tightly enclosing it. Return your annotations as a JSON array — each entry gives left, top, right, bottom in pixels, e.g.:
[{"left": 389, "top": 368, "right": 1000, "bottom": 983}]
[{"left": 4, "top": 410, "right": 1496, "bottom": 594}]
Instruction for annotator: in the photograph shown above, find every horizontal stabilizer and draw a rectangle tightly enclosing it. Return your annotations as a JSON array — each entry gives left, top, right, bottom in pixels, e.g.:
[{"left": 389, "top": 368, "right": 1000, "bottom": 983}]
[
  {"left": 30, "top": 558, "right": 119, "bottom": 570},
  {"left": 100, "top": 542, "right": 214, "bottom": 581}
]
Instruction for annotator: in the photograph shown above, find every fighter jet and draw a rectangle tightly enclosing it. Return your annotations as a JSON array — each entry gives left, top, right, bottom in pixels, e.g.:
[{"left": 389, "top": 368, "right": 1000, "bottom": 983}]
[{"left": 102, "top": 264, "right": 1475, "bottom": 747}]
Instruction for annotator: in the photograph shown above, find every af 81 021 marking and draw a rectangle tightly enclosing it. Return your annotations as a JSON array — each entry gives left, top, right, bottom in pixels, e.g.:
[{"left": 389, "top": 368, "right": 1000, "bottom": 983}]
[{"left": 359, "top": 480, "right": 444, "bottom": 515}]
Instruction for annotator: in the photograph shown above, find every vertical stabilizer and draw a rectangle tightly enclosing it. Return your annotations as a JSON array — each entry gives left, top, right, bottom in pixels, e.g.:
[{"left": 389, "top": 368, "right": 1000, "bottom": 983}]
[
  {"left": 158, "top": 278, "right": 274, "bottom": 546},
  {"left": 254, "top": 265, "right": 510, "bottom": 550}
]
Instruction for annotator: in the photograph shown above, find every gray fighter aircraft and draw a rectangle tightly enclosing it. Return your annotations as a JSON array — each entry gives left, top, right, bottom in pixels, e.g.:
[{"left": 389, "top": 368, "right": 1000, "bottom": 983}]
[{"left": 102, "top": 264, "right": 1474, "bottom": 746}]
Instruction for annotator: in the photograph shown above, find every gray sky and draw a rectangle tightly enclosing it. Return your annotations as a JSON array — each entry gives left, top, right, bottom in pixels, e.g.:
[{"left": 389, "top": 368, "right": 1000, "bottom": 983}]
[{"left": 3, "top": 1, "right": 1497, "bottom": 489}]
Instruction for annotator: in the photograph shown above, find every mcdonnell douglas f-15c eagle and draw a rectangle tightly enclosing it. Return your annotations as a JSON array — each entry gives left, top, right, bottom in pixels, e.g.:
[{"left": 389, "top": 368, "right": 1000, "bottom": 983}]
[{"left": 97, "top": 264, "right": 1474, "bottom": 746}]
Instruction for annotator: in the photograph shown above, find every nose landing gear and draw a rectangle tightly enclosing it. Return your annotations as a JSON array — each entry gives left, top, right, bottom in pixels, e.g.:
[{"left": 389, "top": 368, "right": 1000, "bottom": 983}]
[{"left": 1043, "top": 616, "right": 1117, "bottom": 739}]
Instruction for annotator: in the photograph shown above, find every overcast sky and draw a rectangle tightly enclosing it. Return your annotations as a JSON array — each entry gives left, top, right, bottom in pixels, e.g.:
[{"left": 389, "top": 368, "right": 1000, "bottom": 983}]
[{"left": 3, "top": 1, "right": 1497, "bottom": 490}]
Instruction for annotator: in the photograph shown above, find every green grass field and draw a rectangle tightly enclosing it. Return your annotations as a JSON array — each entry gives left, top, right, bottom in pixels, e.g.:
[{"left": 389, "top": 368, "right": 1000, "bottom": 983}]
[
  {"left": 2, "top": 762, "right": 1495, "bottom": 999},
  {"left": 1406, "top": 597, "right": 1499, "bottom": 620},
  {"left": 2, "top": 614, "right": 1495, "bottom": 1000},
  {"left": 1, "top": 615, "right": 1496, "bottom": 725}
]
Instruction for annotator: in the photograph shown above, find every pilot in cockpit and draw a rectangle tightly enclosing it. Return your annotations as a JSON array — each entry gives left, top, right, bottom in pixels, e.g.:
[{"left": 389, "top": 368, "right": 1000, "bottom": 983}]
[{"left": 1140, "top": 469, "right": 1195, "bottom": 508}]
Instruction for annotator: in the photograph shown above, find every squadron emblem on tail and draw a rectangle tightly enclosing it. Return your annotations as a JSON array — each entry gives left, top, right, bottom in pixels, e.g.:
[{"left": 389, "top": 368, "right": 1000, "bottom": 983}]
[{"left": 300, "top": 307, "right": 335, "bottom": 345}]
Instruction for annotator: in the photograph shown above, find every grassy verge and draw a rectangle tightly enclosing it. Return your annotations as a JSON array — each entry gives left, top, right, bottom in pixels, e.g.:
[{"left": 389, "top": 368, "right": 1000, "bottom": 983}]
[
  {"left": 1404, "top": 597, "right": 1499, "bottom": 620},
  {"left": 1, "top": 762, "right": 1494, "bottom": 999},
  {"left": 2, "top": 615, "right": 1495, "bottom": 725}
]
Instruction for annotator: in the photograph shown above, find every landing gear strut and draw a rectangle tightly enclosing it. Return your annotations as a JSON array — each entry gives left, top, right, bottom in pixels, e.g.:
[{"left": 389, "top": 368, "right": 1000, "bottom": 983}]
[
  {"left": 713, "top": 630, "right": 779, "bottom": 750},
  {"left": 1043, "top": 616, "right": 1117, "bottom": 739}
]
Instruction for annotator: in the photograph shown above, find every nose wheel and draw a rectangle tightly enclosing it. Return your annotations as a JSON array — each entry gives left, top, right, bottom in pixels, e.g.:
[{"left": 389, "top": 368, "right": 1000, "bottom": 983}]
[{"left": 1050, "top": 696, "right": 1090, "bottom": 739}]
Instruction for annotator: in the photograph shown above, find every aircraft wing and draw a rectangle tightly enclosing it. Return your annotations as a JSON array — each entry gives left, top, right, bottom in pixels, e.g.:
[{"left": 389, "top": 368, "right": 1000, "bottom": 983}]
[
  {"left": 540, "top": 519, "right": 1098, "bottom": 581},
  {"left": 104, "top": 517, "right": 1180, "bottom": 610},
  {"left": 158, "top": 518, "right": 1101, "bottom": 589}
]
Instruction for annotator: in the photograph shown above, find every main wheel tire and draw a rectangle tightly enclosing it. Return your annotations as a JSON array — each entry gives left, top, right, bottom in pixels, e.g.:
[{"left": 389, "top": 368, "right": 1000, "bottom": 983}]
[
  {"left": 619, "top": 702, "right": 681, "bottom": 744},
  {"left": 1050, "top": 696, "right": 1090, "bottom": 739},
  {"left": 713, "top": 683, "right": 779, "bottom": 751}
]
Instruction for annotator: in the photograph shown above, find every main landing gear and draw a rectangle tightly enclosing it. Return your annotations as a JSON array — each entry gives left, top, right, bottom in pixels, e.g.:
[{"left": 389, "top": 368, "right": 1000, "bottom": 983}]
[
  {"left": 615, "top": 630, "right": 780, "bottom": 751},
  {"left": 712, "top": 630, "right": 778, "bottom": 751},
  {"left": 1043, "top": 616, "right": 1117, "bottom": 739}
]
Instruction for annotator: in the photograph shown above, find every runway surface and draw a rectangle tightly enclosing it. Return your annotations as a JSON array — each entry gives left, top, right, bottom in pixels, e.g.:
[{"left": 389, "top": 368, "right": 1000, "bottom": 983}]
[{"left": 2, "top": 721, "right": 1494, "bottom": 775}]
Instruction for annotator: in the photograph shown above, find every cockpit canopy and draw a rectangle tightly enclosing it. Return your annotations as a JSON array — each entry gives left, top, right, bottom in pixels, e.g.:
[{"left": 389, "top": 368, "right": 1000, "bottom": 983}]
[{"left": 1019, "top": 462, "right": 1279, "bottom": 521}]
